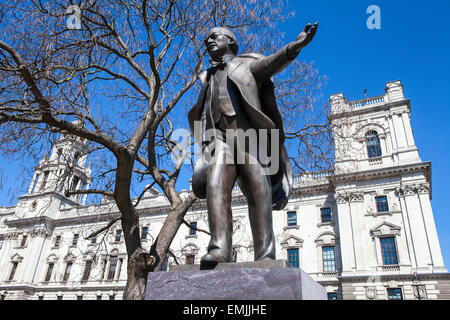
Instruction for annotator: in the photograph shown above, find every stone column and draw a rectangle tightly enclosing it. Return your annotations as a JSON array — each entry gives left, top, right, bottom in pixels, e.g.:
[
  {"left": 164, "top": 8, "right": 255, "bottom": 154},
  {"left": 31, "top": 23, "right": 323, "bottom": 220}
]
[
  {"left": 348, "top": 192, "right": 369, "bottom": 271},
  {"left": 335, "top": 193, "right": 356, "bottom": 274},
  {"left": 417, "top": 184, "right": 446, "bottom": 271},
  {"left": 22, "top": 226, "right": 50, "bottom": 284},
  {"left": 399, "top": 185, "right": 432, "bottom": 270}
]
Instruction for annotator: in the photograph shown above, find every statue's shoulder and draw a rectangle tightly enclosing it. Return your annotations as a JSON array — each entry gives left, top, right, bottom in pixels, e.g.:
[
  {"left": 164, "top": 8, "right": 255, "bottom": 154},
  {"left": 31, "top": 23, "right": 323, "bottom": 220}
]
[
  {"left": 198, "top": 70, "right": 208, "bottom": 85},
  {"left": 237, "top": 52, "right": 265, "bottom": 60},
  {"left": 229, "top": 53, "right": 264, "bottom": 70}
]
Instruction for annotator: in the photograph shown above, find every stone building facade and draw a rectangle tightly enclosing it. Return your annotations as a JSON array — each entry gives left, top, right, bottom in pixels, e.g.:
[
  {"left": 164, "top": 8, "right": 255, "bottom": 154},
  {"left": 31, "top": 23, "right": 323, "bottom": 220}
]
[{"left": 0, "top": 80, "right": 449, "bottom": 300}]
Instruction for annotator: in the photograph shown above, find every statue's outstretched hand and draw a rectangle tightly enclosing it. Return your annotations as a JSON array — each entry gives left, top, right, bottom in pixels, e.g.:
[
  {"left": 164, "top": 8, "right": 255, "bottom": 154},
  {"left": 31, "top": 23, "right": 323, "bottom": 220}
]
[{"left": 291, "top": 22, "right": 318, "bottom": 55}]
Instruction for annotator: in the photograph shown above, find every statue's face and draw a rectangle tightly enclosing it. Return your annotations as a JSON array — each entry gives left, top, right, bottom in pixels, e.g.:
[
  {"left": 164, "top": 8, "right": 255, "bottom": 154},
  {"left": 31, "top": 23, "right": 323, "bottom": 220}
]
[{"left": 205, "top": 28, "right": 233, "bottom": 59}]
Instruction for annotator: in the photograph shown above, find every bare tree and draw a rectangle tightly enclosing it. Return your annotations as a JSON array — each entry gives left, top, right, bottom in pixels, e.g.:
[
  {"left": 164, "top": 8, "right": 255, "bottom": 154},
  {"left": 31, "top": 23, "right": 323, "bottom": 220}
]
[{"left": 0, "top": 0, "right": 331, "bottom": 299}]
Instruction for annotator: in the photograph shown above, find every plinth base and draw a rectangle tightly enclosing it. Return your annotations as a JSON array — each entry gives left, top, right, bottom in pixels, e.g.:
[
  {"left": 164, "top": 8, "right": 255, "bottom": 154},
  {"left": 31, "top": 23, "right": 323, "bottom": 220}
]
[{"left": 145, "top": 260, "right": 327, "bottom": 300}]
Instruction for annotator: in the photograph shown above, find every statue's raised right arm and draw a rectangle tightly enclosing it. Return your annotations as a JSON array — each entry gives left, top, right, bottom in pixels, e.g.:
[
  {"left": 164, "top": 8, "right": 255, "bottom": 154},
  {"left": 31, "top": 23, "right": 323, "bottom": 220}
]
[{"left": 250, "top": 22, "right": 318, "bottom": 82}]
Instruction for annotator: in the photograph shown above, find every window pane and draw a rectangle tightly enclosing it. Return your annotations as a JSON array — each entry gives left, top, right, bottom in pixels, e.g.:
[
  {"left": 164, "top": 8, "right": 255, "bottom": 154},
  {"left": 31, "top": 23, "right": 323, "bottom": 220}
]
[
  {"left": 45, "top": 263, "right": 54, "bottom": 282},
  {"left": 54, "top": 236, "right": 61, "bottom": 247},
  {"left": 321, "top": 208, "right": 332, "bottom": 223},
  {"left": 366, "top": 131, "right": 382, "bottom": 158},
  {"left": 327, "top": 293, "right": 338, "bottom": 300},
  {"left": 376, "top": 196, "right": 389, "bottom": 213},
  {"left": 72, "top": 234, "right": 79, "bottom": 246},
  {"left": 20, "top": 235, "right": 28, "bottom": 247},
  {"left": 322, "top": 246, "right": 336, "bottom": 272},
  {"left": 287, "top": 211, "right": 297, "bottom": 226},
  {"left": 40, "top": 171, "right": 49, "bottom": 191},
  {"left": 287, "top": 248, "right": 299, "bottom": 268},
  {"left": 387, "top": 288, "right": 403, "bottom": 300},
  {"left": 82, "top": 260, "right": 92, "bottom": 281},
  {"left": 115, "top": 230, "right": 122, "bottom": 242},
  {"left": 189, "top": 222, "right": 197, "bottom": 235},
  {"left": 63, "top": 262, "right": 72, "bottom": 281},
  {"left": 380, "top": 237, "right": 398, "bottom": 265},
  {"left": 108, "top": 257, "right": 118, "bottom": 280},
  {"left": 161, "top": 257, "right": 169, "bottom": 271},
  {"left": 9, "top": 262, "right": 18, "bottom": 281},
  {"left": 141, "top": 227, "right": 148, "bottom": 240}
]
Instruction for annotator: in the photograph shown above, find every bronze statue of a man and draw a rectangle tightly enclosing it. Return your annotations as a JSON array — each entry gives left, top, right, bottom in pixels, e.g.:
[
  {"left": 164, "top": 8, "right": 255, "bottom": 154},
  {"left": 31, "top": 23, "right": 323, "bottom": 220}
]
[{"left": 188, "top": 22, "right": 318, "bottom": 268}]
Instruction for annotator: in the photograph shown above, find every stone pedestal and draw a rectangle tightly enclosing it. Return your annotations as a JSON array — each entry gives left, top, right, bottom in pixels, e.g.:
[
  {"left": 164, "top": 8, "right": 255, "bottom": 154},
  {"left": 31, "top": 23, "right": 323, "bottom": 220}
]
[{"left": 145, "top": 260, "right": 327, "bottom": 300}]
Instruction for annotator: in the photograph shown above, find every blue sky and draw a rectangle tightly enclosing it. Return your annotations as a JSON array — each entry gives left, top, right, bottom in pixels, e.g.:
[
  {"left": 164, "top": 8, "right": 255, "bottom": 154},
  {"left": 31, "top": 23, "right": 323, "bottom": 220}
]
[{"left": 1, "top": 0, "right": 449, "bottom": 268}]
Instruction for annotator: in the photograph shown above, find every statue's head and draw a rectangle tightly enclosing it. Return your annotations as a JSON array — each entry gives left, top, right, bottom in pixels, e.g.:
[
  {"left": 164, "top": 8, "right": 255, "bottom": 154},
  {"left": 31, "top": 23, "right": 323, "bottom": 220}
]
[{"left": 204, "top": 27, "right": 238, "bottom": 60}]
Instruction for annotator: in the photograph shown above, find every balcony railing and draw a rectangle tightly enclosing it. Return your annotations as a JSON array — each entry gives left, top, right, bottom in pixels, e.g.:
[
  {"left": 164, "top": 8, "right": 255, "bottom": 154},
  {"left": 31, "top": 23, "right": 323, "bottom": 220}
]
[{"left": 348, "top": 95, "right": 386, "bottom": 109}]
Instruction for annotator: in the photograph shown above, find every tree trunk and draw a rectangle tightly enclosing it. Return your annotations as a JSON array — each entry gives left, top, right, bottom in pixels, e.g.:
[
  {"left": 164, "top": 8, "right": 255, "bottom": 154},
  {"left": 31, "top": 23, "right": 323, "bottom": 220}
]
[{"left": 123, "top": 248, "right": 154, "bottom": 300}]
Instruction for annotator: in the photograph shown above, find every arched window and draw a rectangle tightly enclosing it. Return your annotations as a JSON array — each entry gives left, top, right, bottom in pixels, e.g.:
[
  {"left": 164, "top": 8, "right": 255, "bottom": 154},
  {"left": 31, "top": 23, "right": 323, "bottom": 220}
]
[{"left": 366, "top": 131, "right": 382, "bottom": 158}]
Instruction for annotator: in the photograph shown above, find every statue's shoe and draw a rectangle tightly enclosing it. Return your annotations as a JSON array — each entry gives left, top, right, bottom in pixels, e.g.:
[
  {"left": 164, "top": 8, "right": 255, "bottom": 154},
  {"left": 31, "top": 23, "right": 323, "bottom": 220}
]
[{"left": 200, "top": 253, "right": 229, "bottom": 270}]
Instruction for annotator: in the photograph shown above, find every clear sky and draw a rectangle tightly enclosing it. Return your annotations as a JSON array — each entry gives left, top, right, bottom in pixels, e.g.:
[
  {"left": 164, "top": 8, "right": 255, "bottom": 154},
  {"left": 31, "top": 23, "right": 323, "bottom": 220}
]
[{"left": 1, "top": 0, "right": 449, "bottom": 268}]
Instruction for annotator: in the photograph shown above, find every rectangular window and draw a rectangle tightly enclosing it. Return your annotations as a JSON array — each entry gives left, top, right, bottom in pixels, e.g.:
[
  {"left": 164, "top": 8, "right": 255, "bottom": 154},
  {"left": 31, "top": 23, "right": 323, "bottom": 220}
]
[
  {"left": 96, "top": 295, "right": 102, "bottom": 300},
  {"left": 387, "top": 288, "right": 403, "bottom": 300},
  {"left": 20, "top": 235, "right": 28, "bottom": 247},
  {"left": 322, "top": 246, "right": 336, "bottom": 272},
  {"left": 287, "top": 248, "right": 299, "bottom": 268},
  {"left": 186, "top": 255, "right": 195, "bottom": 265},
  {"left": 45, "top": 263, "right": 54, "bottom": 282},
  {"left": 109, "top": 295, "right": 115, "bottom": 300},
  {"left": 82, "top": 260, "right": 93, "bottom": 281},
  {"left": 70, "top": 175, "right": 79, "bottom": 191},
  {"left": 107, "top": 257, "right": 118, "bottom": 280},
  {"left": 376, "top": 196, "right": 389, "bottom": 213},
  {"left": 77, "top": 295, "right": 83, "bottom": 300},
  {"left": 90, "top": 236, "right": 97, "bottom": 244},
  {"left": 287, "top": 211, "right": 297, "bottom": 226},
  {"left": 57, "top": 295, "right": 63, "bottom": 300},
  {"left": 31, "top": 174, "right": 39, "bottom": 193},
  {"left": 161, "top": 257, "right": 169, "bottom": 271},
  {"left": 321, "top": 208, "right": 332, "bottom": 223},
  {"left": 9, "top": 262, "right": 18, "bottom": 281},
  {"left": 141, "top": 227, "right": 149, "bottom": 240},
  {"left": 115, "top": 230, "right": 122, "bottom": 242},
  {"left": 54, "top": 235, "right": 61, "bottom": 247},
  {"left": 101, "top": 259, "right": 107, "bottom": 280},
  {"left": 39, "top": 171, "right": 49, "bottom": 191},
  {"left": 189, "top": 222, "right": 197, "bottom": 236},
  {"left": 117, "top": 258, "right": 123, "bottom": 280},
  {"left": 72, "top": 234, "right": 79, "bottom": 246},
  {"left": 63, "top": 262, "right": 72, "bottom": 281},
  {"left": 327, "top": 292, "right": 338, "bottom": 300},
  {"left": 380, "top": 237, "right": 398, "bottom": 265}
]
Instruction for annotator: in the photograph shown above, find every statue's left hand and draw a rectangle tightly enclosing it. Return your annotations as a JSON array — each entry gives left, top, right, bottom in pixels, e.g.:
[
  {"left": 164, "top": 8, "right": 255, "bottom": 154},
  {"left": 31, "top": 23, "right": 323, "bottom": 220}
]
[{"left": 291, "top": 22, "right": 318, "bottom": 55}]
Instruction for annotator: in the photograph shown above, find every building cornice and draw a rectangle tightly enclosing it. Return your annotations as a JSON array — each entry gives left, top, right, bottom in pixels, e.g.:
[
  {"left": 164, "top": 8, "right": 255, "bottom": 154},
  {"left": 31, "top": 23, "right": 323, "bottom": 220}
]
[
  {"left": 328, "top": 99, "right": 411, "bottom": 121},
  {"left": 338, "top": 272, "right": 450, "bottom": 283}
]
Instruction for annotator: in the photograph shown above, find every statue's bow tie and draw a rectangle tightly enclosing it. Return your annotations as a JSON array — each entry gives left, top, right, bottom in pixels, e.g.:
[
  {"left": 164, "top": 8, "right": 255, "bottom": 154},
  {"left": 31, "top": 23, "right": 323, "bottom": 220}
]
[{"left": 210, "top": 59, "right": 228, "bottom": 69}]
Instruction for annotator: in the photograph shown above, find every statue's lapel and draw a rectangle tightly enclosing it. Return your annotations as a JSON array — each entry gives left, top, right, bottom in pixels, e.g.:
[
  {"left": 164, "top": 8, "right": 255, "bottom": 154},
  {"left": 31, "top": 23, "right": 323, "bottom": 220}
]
[{"left": 228, "top": 59, "right": 275, "bottom": 130}]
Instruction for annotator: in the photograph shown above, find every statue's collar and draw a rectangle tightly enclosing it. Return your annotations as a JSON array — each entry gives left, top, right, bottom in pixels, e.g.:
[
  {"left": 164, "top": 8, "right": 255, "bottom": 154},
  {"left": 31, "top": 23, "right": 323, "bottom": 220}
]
[{"left": 210, "top": 54, "right": 235, "bottom": 68}]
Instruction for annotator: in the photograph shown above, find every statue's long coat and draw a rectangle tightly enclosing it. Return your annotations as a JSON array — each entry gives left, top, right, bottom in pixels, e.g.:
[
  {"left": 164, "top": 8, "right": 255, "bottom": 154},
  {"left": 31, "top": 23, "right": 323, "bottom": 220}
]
[{"left": 188, "top": 50, "right": 294, "bottom": 210}]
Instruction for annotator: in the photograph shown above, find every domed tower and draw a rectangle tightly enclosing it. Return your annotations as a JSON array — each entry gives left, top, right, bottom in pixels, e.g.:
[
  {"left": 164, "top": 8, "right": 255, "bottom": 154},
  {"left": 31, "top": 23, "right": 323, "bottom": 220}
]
[{"left": 25, "top": 131, "right": 92, "bottom": 210}]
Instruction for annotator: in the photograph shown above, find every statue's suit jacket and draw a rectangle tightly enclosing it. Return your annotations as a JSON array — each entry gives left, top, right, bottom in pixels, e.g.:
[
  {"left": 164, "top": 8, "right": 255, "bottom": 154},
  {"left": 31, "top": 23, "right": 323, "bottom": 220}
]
[{"left": 188, "top": 44, "right": 296, "bottom": 210}]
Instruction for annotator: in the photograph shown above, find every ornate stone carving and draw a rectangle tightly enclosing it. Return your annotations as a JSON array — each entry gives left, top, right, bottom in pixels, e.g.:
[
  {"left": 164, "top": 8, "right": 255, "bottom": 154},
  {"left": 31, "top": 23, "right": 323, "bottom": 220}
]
[
  {"left": 397, "top": 183, "right": 430, "bottom": 197},
  {"left": 335, "top": 193, "right": 348, "bottom": 204},
  {"left": 348, "top": 192, "right": 364, "bottom": 203},
  {"left": 417, "top": 183, "right": 430, "bottom": 195},
  {"left": 365, "top": 287, "right": 377, "bottom": 300},
  {"left": 413, "top": 285, "right": 428, "bottom": 300}
]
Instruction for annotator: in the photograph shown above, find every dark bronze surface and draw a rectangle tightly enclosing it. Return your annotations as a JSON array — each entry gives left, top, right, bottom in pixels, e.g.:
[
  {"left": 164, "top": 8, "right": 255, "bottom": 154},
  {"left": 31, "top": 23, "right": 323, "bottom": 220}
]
[{"left": 189, "top": 23, "right": 318, "bottom": 269}]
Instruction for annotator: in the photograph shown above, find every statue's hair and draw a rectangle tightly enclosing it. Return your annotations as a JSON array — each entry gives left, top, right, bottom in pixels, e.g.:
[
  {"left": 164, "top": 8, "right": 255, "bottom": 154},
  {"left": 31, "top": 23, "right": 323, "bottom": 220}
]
[{"left": 206, "top": 27, "right": 239, "bottom": 55}]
